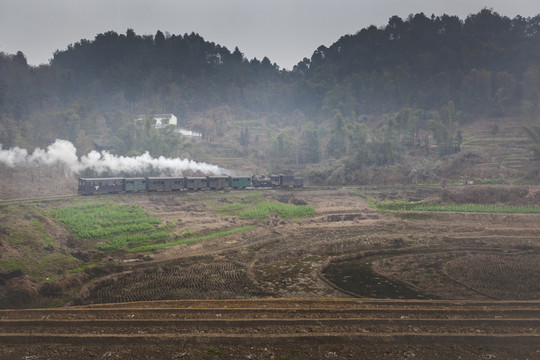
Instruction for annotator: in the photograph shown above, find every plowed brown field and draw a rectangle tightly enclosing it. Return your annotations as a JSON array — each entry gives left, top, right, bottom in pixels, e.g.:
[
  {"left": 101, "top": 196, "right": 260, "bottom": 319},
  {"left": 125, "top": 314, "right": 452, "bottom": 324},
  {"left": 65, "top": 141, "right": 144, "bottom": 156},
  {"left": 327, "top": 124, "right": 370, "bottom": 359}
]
[{"left": 2, "top": 298, "right": 540, "bottom": 359}]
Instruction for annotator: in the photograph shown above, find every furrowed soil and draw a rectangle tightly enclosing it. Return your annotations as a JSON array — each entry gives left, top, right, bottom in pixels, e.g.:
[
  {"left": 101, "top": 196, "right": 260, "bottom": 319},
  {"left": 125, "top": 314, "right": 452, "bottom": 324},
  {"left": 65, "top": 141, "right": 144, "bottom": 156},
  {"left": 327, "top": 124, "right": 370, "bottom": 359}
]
[{"left": 1, "top": 184, "right": 540, "bottom": 359}]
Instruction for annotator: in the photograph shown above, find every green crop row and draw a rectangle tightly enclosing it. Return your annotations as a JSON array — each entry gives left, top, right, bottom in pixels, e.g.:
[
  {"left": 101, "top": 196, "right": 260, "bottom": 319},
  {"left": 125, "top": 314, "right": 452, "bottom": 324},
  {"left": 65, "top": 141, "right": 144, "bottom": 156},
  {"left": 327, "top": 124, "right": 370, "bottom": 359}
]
[
  {"left": 53, "top": 203, "right": 149, "bottom": 221},
  {"left": 237, "top": 201, "right": 315, "bottom": 219},
  {"left": 52, "top": 202, "right": 170, "bottom": 251},
  {"left": 52, "top": 203, "right": 160, "bottom": 238},
  {"left": 376, "top": 201, "right": 540, "bottom": 214}
]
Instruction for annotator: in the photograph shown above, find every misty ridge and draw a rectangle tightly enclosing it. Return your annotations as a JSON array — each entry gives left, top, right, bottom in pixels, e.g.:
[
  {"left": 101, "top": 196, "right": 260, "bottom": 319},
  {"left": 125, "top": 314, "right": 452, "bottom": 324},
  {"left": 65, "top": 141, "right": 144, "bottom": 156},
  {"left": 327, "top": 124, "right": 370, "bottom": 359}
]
[{"left": 1, "top": 8, "right": 540, "bottom": 182}]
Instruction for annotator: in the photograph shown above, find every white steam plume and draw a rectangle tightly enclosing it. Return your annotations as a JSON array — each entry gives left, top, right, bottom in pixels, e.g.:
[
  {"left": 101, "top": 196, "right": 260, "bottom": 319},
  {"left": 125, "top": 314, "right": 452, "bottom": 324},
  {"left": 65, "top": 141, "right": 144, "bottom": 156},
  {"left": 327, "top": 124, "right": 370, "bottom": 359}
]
[{"left": 0, "top": 139, "right": 228, "bottom": 176}]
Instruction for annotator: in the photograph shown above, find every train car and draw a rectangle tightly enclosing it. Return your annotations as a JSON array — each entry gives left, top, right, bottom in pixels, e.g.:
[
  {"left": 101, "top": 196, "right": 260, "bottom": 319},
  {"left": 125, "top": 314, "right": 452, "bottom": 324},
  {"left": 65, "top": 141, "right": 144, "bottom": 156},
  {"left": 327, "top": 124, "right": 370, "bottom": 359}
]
[
  {"left": 207, "top": 176, "right": 230, "bottom": 190},
  {"left": 279, "top": 175, "right": 295, "bottom": 187},
  {"left": 124, "top": 177, "right": 147, "bottom": 192},
  {"left": 146, "top": 177, "right": 185, "bottom": 192},
  {"left": 269, "top": 175, "right": 282, "bottom": 187},
  {"left": 185, "top": 177, "right": 207, "bottom": 190},
  {"left": 77, "top": 173, "right": 303, "bottom": 196},
  {"left": 251, "top": 175, "right": 273, "bottom": 187},
  {"left": 229, "top": 176, "right": 251, "bottom": 189},
  {"left": 268, "top": 174, "right": 296, "bottom": 187},
  {"left": 78, "top": 177, "right": 125, "bottom": 195}
]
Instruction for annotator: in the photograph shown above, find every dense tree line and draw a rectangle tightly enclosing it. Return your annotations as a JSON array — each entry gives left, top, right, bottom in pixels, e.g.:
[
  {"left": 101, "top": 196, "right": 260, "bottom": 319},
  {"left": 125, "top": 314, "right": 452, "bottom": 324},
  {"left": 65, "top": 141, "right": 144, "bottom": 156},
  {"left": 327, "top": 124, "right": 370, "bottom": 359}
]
[
  {"left": 296, "top": 9, "right": 540, "bottom": 118},
  {"left": 0, "top": 9, "right": 539, "bottom": 173}
]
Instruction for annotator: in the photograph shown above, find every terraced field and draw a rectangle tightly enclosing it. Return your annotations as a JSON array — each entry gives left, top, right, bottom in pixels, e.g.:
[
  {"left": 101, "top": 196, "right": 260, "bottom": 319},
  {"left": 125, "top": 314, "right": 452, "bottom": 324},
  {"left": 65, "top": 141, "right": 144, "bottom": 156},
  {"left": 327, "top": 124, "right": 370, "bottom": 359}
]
[
  {"left": 2, "top": 186, "right": 540, "bottom": 358},
  {"left": 1, "top": 299, "right": 539, "bottom": 359}
]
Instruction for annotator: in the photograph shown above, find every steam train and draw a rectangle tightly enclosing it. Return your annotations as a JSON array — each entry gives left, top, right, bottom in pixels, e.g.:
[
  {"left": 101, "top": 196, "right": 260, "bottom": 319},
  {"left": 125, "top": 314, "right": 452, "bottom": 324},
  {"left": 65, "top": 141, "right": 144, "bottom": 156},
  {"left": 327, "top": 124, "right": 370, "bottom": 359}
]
[{"left": 77, "top": 174, "right": 303, "bottom": 195}]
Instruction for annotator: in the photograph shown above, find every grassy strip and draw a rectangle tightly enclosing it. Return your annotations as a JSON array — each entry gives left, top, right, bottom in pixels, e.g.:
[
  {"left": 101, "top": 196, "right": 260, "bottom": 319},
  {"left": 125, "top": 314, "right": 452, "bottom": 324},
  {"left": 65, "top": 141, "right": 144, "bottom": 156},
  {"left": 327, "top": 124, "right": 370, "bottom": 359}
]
[
  {"left": 97, "top": 231, "right": 171, "bottom": 251},
  {"left": 31, "top": 219, "right": 54, "bottom": 246},
  {"left": 214, "top": 191, "right": 265, "bottom": 215},
  {"left": 218, "top": 203, "right": 245, "bottom": 213},
  {"left": 376, "top": 200, "right": 540, "bottom": 214},
  {"left": 129, "top": 225, "right": 256, "bottom": 252},
  {"left": 349, "top": 189, "right": 376, "bottom": 209},
  {"left": 237, "top": 201, "right": 315, "bottom": 219}
]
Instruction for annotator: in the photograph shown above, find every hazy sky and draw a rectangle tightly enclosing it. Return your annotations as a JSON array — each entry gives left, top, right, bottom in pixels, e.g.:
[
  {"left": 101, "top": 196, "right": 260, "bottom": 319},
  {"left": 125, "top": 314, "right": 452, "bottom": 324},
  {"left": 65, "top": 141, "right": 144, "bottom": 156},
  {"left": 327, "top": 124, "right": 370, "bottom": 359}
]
[{"left": 1, "top": 0, "right": 538, "bottom": 70}]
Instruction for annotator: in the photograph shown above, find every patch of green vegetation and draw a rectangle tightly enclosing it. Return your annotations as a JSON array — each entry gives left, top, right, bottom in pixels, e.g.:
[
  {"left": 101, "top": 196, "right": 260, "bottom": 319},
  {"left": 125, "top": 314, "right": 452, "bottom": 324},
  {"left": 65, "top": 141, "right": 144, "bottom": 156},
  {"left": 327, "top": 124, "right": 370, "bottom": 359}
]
[
  {"left": 31, "top": 219, "right": 54, "bottom": 246},
  {"left": 97, "top": 231, "right": 170, "bottom": 251},
  {"left": 38, "top": 253, "right": 81, "bottom": 278},
  {"left": 52, "top": 203, "right": 160, "bottom": 238},
  {"left": 129, "top": 225, "right": 256, "bottom": 252},
  {"left": 0, "top": 202, "right": 85, "bottom": 280},
  {"left": 0, "top": 252, "right": 81, "bottom": 281},
  {"left": 2, "top": 204, "right": 50, "bottom": 246},
  {"left": 68, "top": 266, "right": 86, "bottom": 274},
  {"left": 217, "top": 202, "right": 245, "bottom": 213},
  {"left": 214, "top": 191, "right": 308, "bottom": 219},
  {"left": 376, "top": 200, "right": 540, "bottom": 214},
  {"left": 7, "top": 231, "right": 26, "bottom": 244},
  {"left": 52, "top": 202, "right": 170, "bottom": 251},
  {"left": 0, "top": 258, "right": 26, "bottom": 274},
  {"left": 238, "top": 201, "right": 315, "bottom": 219},
  {"left": 210, "top": 191, "right": 264, "bottom": 213}
]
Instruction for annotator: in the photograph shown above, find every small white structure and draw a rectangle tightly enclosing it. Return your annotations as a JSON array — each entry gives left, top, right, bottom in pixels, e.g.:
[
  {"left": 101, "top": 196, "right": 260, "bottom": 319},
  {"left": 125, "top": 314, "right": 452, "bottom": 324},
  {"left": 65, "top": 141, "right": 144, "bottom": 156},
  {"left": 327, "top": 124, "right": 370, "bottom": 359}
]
[
  {"left": 135, "top": 113, "right": 177, "bottom": 129},
  {"left": 153, "top": 114, "right": 177, "bottom": 128},
  {"left": 135, "top": 113, "right": 202, "bottom": 138},
  {"left": 177, "top": 128, "right": 202, "bottom": 138}
]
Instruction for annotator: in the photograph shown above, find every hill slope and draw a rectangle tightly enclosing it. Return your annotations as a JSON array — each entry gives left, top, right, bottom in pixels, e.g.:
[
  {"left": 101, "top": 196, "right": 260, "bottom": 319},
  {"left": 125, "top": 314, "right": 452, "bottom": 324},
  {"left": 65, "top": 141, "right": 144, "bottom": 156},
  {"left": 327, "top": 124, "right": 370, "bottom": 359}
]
[{"left": 1, "top": 9, "right": 540, "bottom": 184}]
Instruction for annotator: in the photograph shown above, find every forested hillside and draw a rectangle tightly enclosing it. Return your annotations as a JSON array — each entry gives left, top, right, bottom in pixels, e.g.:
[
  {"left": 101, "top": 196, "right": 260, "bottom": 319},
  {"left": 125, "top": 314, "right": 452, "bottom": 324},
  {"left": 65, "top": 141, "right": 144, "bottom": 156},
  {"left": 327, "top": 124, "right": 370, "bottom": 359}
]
[{"left": 1, "top": 9, "right": 539, "bottom": 184}]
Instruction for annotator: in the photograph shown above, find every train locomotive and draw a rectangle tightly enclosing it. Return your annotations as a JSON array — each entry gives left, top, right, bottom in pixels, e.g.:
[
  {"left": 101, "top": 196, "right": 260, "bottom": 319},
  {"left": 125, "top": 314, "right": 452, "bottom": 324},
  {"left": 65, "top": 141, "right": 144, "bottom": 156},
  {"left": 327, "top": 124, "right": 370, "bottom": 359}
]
[{"left": 77, "top": 174, "right": 303, "bottom": 195}]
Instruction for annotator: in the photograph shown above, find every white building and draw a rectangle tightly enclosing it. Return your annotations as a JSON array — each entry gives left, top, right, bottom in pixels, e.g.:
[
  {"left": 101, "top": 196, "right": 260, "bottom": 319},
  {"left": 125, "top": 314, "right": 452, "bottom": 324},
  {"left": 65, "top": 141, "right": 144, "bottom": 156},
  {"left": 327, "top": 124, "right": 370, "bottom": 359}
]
[
  {"left": 135, "top": 113, "right": 201, "bottom": 138},
  {"left": 135, "top": 113, "right": 178, "bottom": 129},
  {"left": 152, "top": 114, "right": 177, "bottom": 128}
]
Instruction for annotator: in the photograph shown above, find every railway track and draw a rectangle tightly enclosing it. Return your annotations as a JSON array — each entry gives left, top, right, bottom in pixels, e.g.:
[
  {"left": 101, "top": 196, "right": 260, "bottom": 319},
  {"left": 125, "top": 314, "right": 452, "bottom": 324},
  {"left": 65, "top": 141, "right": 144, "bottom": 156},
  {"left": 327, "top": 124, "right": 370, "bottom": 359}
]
[
  {"left": 1, "top": 299, "right": 539, "bottom": 359},
  {"left": 0, "top": 193, "right": 78, "bottom": 205}
]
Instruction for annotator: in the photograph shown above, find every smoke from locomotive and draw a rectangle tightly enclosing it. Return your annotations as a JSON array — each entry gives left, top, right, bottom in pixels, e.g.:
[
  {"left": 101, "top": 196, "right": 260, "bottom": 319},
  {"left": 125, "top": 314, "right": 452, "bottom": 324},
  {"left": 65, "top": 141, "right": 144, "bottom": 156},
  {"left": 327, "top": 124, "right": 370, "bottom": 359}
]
[{"left": 0, "top": 139, "right": 228, "bottom": 176}]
